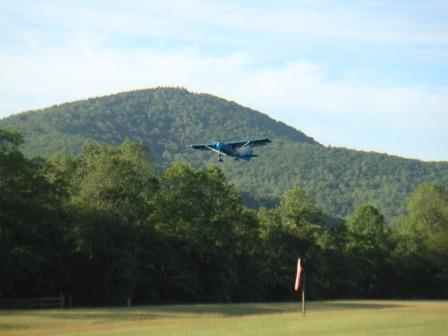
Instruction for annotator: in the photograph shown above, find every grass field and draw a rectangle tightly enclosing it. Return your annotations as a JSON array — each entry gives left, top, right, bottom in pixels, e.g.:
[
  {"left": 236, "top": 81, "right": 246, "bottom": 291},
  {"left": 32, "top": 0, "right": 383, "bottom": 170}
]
[{"left": 1, "top": 300, "right": 447, "bottom": 336}]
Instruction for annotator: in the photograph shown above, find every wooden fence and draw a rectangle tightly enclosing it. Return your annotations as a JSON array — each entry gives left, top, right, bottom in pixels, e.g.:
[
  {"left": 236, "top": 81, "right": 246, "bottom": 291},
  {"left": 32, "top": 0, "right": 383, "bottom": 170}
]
[{"left": 0, "top": 295, "right": 64, "bottom": 309}]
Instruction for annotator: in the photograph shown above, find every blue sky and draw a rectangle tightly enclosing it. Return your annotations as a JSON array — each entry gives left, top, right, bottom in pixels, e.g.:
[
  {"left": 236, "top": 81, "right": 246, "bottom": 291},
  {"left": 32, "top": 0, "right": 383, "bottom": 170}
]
[{"left": 1, "top": 0, "right": 447, "bottom": 161}]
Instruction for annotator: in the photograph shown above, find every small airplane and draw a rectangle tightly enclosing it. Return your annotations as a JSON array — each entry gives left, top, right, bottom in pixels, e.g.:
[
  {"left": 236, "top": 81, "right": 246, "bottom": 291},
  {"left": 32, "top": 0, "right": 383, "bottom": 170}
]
[{"left": 190, "top": 138, "right": 271, "bottom": 162}]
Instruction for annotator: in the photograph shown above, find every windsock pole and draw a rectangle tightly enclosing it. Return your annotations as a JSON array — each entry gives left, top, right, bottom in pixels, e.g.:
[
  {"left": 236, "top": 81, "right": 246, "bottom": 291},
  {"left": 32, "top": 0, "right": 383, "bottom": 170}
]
[{"left": 302, "top": 267, "right": 306, "bottom": 317}]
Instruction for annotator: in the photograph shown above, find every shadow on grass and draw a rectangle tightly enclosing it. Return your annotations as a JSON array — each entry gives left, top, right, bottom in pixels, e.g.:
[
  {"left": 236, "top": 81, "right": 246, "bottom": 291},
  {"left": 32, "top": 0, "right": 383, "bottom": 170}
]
[
  {"left": 38, "top": 303, "right": 290, "bottom": 320},
  {"left": 1, "top": 301, "right": 409, "bottom": 322},
  {"left": 151, "top": 301, "right": 409, "bottom": 316},
  {"left": 152, "top": 303, "right": 291, "bottom": 316},
  {"left": 317, "top": 301, "right": 408, "bottom": 311}
]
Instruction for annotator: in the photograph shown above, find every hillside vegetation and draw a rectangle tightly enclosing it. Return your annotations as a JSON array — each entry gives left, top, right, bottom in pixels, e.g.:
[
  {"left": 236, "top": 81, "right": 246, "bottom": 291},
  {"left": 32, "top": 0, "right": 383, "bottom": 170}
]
[
  {"left": 1, "top": 87, "right": 447, "bottom": 219},
  {"left": 2, "top": 129, "right": 448, "bottom": 304}
]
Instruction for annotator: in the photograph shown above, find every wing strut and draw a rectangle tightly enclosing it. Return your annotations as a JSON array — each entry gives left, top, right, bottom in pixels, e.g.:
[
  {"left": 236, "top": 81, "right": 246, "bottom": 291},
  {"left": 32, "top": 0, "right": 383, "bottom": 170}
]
[{"left": 236, "top": 141, "right": 251, "bottom": 154}]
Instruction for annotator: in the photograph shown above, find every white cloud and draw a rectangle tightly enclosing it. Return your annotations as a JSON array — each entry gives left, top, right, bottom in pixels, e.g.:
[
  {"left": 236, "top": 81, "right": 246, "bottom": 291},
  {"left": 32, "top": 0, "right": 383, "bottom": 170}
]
[
  {"left": 2, "top": 1, "right": 448, "bottom": 48},
  {"left": 1, "top": 0, "right": 447, "bottom": 160},
  {"left": 0, "top": 37, "right": 248, "bottom": 113},
  {"left": 1, "top": 38, "right": 447, "bottom": 161},
  {"left": 228, "top": 62, "right": 448, "bottom": 132}
]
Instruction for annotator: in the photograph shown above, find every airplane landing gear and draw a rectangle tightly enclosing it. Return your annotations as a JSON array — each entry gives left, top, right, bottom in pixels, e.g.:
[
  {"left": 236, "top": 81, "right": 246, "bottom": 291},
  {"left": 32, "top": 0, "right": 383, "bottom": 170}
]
[{"left": 218, "top": 153, "right": 223, "bottom": 162}]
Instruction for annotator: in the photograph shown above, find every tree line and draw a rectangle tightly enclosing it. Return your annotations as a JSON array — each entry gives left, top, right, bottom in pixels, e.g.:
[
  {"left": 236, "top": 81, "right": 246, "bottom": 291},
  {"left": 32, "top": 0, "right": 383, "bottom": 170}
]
[{"left": 1, "top": 129, "right": 447, "bottom": 305}]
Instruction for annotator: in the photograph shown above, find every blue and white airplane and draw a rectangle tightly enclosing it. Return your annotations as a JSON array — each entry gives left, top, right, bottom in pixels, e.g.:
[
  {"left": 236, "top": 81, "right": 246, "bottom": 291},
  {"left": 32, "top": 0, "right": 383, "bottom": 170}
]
[{"left": 190, "top": 138, "right": 271, "bottom": 162}]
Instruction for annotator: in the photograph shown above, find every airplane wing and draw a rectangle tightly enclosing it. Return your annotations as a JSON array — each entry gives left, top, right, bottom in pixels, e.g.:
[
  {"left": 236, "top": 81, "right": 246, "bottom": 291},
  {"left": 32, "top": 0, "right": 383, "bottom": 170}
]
[
  {"left": 190, "top": 143, "right": 227, "bottom": 156},
  {"left": 190, "top": 144, "right": 214, "bottom": 151},
  {"left": 230, "top": 138, "right": 271, "bottom": 151},
  {"left": 247, "top": 138, "right": 271, "bottom": 147}
]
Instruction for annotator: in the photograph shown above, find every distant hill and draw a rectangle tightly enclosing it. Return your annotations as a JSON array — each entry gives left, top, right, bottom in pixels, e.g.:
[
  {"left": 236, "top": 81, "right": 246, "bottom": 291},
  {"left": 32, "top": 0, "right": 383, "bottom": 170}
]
[
  {"left": 0, "top": 88, "right": 317, "bottom": 159},
  {"left": 1, "top": 87, "right": 447, "bottom": 220}
]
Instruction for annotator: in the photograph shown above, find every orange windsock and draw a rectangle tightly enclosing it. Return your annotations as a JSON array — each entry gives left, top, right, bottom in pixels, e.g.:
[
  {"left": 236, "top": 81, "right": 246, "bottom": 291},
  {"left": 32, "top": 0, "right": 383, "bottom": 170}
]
[{"left": 294, "top": 257, "right": 303, "bottom": 292}]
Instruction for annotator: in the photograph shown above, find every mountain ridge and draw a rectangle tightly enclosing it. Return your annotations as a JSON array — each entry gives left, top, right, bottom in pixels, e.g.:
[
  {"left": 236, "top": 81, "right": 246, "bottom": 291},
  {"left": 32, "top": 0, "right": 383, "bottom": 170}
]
[
  {"left": 0, "top": 87, "right": 318, "bottom": 159},
  {"left": 1, "top": 87, "right": 447, "bottom": 219}
]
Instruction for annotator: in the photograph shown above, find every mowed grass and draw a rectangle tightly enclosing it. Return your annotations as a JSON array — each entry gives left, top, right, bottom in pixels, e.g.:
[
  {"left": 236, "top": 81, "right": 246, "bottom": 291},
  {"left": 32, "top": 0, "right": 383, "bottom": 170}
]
[{"left": 1, "top": 300, "right": 447, "bottom": 336}]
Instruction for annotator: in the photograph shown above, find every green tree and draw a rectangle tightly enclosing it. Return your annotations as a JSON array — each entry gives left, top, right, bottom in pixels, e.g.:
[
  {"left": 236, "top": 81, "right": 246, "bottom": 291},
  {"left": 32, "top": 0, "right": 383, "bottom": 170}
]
[
  {"left": 344, "top": 205, "right": 391, "bottom": 297},
  {"left": 65, "top": 140, "right": 158, "bottom": 305},
  {"left": 0, "top": 129, "right": 67, "bottom": 298},
  {"left": 277, "top": 187, "right": 324, "bottom": 237},
  {"left": 394, "top": 183, "right": 448, "bottom": 297},
  {"left": 153, "top": 163, "right": 250, "bottom": 302},
  {"left": 258, "top": 187, "right": 325, "bottom": 300}
]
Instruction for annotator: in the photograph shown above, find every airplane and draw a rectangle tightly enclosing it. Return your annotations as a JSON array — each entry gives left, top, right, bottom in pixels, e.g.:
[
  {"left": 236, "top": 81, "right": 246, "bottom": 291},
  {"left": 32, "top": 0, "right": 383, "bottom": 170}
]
[{"left": 190, "top": 138, "right": 271, "bottom": 162}]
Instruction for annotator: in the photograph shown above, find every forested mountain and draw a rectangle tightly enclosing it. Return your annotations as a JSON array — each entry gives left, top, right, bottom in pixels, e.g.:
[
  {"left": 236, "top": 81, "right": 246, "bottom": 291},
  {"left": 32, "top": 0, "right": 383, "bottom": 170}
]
[
  {"left": 1, "top": 87, "right": 447, "bottom": 220},
  {"left": 0, "top": 87, "right": 316, "bottom": 159}
]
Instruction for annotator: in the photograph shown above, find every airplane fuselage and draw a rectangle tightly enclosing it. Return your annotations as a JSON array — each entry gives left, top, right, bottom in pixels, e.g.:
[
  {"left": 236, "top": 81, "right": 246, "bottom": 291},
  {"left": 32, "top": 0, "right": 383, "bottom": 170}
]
[
  {"left": 214, "top": 142, "right": 254, "bottom": 161},
  {"left": 189, "top": 138, "right": 269, "bottom": 162},
  {"left": 215, "top": 142, "right": 235, "bottom": 156}
]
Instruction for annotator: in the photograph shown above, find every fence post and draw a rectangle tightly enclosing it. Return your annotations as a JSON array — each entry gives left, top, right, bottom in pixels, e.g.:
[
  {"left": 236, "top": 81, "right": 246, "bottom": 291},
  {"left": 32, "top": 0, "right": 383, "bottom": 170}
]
[{"left": 60, "top": 293, "right": 65, "bottom": 309}]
